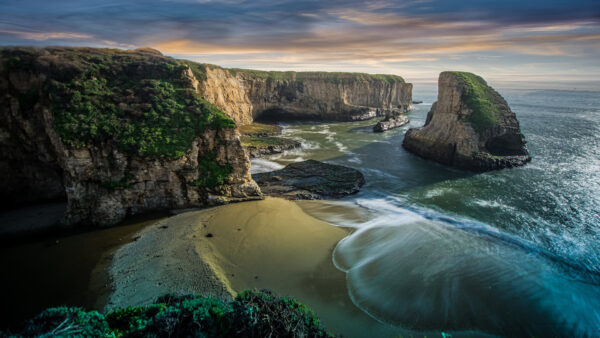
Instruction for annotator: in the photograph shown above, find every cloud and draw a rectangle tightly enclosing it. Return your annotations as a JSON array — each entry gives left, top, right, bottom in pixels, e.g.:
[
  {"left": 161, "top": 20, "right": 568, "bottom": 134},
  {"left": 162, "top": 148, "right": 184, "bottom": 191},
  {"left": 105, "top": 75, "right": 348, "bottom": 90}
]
[
  {"left": 0, "top": 0, "right": 598, "bottom": 82},
  {"left": 0, "top": 29, "right": 92, "bottom": 41}
]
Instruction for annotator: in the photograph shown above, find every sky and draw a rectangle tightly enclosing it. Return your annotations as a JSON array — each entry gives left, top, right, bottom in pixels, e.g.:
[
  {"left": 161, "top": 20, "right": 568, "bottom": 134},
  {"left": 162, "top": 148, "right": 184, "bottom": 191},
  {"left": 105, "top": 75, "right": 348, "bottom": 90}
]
[{"left": 1, "top": 0, "right": 599, "bottom": 85}]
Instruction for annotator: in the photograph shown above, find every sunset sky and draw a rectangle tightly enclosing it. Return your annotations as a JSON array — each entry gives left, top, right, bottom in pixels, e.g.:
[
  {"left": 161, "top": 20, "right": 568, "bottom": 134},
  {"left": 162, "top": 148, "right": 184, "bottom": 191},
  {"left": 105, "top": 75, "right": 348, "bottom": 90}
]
[{"left": 1, "top": 0, "right": 599, "bottom": 85}]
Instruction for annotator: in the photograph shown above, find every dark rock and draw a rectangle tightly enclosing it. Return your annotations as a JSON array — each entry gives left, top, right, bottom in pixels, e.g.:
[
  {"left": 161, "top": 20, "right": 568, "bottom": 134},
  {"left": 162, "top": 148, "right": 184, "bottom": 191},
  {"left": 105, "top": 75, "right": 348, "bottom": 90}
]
[
  {"left": 373, "top": 113, "right": 409, "bottom": 132},
  {"left": 252, "top": 160, "right": 365, "bottom": 199},
  {"left": 241, "top": 136, "right": 302, "bottom": 158},
  {"left": 403, "top": 71, "right": 531, "bottom": 171},
  {"left": 412, "top": 100, "right": 423, "bottom": 104}
]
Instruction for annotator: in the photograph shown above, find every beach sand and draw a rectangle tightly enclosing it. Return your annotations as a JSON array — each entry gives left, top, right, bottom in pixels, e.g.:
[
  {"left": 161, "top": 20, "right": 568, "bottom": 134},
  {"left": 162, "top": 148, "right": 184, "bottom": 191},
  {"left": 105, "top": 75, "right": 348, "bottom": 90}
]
[{"left": 108, "top": 197, "right": 404, "bottom": 337}]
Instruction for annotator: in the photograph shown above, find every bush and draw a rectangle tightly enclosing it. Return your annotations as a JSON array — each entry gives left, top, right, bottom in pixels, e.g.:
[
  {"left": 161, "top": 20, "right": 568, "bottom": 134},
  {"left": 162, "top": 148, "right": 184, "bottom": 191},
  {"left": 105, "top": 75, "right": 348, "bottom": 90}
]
[
  {"left": 4, "top": 290, "right": 332, "bottom": 337},
  {"left": 21, "top": 307, "right": 112, "bottom": 337}
]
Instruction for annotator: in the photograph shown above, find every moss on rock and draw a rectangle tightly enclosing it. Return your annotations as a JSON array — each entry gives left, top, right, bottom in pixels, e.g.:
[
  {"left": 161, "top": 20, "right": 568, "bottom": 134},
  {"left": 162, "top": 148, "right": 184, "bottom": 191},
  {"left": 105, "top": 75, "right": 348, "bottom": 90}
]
[{"left": 447, "top": 71, "right": 500, "bottom": 133}]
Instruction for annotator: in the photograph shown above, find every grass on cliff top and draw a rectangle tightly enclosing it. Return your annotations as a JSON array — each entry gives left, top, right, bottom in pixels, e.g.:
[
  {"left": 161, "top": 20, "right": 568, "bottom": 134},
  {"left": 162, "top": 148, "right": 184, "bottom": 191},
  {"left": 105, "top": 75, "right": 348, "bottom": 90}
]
[
  {"left": 2, "top": 290, "right": 332, "bottom": 337},
  {"left": 227, "top": 68, "right": 405, "bottom": 84},
  {"left": 0, "top": 47, "right": 235, "bottom": 159},
  {"left": 238, "top": 122, "right": 281, "bottom": 136},
  {"left": 240, "top": 135, "right": 299, "bottom": 148},
  {"left": 446, "top": 71, "right": 500, "bottom": 133}
]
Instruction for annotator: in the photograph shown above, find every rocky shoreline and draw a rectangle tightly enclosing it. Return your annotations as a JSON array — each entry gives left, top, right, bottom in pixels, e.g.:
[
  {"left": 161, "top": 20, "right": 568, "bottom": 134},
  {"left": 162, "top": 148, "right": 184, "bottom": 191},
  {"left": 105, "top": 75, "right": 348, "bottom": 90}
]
[
  {"left": 253, "top": 160, "right": 365, "bottom": 199},
  {"left": 373, "top": 113, "right": 409, "bottom": 132}
]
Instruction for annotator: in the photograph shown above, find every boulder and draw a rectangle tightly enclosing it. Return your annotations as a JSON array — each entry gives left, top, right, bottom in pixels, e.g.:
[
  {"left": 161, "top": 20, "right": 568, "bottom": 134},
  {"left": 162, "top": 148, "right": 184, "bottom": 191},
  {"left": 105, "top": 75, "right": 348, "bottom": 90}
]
[
  {"left": 252, "top": 160, "right": 365, "bottom": 199},
  {"left": 373, "top": 113, "right": 409, "bottom": 132}
]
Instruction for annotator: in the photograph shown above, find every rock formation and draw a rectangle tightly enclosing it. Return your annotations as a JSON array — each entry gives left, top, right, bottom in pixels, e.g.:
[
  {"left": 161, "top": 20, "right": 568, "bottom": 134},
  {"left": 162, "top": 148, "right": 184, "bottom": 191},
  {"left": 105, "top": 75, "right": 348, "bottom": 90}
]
[
  {"left": 0, "top": 47, "right": 261, "bottom": 227},
  {"left": 373, "top": 113, "right": 409, "bottom": 132},
  {"left": 195, "top": 67, "right": 413, "bottom": 124},
  {"left": 403, "top": 71, "right": 530, "bottom": 171},
  {"left": 0, "top": 46, "right": 409, "bottom": 228},
  {"left": 253, "top": 160, "right": 365, "bottom": 199},
  {"left": 241, "top": 136, "right": 301, "bottom": 158}
]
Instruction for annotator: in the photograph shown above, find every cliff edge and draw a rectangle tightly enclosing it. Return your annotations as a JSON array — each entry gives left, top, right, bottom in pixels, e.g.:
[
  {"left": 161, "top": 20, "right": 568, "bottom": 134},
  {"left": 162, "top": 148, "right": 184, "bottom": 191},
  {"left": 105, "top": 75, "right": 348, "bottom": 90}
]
[
  {"left": 402, "top": 71, "right": 530, "bottom": 171},
  {"left": 0, "top": 47, "right": 261, "bottom": 227},
  {"left": 182, "top": 63, "right": 412, "bottom": 125}
]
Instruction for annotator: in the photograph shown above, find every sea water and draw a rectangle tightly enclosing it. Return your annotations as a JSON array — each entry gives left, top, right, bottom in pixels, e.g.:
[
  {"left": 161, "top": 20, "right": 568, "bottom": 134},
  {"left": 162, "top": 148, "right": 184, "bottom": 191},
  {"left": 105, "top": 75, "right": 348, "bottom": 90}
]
[{"left": 252, "top": 84, "right": 600, "bottom": 336}]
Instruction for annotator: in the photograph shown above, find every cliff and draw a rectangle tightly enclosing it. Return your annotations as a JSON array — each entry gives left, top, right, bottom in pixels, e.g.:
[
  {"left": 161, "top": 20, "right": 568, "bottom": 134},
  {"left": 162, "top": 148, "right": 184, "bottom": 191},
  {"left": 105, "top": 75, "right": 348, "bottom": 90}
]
[
  {"left": 0, "top": 47, "right": 261, "bottom": 227},
  {"left": 185, "top": 63, "right": 412, "bottom": 124},
  {"left": 403, "top": 71, "right": 530, "bottom": 171}
]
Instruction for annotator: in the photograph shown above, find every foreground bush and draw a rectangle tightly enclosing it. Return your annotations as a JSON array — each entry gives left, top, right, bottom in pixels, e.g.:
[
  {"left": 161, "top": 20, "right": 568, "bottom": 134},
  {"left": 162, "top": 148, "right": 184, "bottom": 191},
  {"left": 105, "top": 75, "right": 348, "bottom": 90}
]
[{"left": 1, "top": 290, "right": 332, "bottom": 337}]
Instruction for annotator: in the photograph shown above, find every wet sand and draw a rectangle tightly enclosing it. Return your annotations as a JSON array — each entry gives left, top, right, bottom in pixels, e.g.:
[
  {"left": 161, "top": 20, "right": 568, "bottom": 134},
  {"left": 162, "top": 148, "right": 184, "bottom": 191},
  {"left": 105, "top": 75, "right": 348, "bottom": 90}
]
[{"left": 108, "top": 197, "right": 406, "bottom": 337}]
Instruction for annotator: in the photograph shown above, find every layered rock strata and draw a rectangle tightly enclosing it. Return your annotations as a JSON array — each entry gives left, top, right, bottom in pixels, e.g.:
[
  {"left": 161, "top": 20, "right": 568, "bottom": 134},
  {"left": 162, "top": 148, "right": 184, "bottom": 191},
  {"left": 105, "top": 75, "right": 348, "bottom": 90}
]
[{"left": 196, "top": 67, "right": 413, "bottom": 124}]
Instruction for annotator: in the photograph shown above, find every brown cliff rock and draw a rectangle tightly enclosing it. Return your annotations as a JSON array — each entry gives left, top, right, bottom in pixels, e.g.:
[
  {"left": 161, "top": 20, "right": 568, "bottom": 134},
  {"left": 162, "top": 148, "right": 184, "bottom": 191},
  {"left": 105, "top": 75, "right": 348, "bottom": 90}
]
[
  {"left": 403, "top": 71, "right": 530, "bottom": 171},
  {"left": 0, "top": 47, "right": 261, "bottom": 227}
]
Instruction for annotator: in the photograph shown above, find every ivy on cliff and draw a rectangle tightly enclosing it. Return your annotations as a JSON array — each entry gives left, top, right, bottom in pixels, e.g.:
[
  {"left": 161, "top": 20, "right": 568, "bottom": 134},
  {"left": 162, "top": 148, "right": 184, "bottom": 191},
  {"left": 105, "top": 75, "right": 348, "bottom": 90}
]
[{"left": 191, "top": 151, "right": 232, "bottom": 189}]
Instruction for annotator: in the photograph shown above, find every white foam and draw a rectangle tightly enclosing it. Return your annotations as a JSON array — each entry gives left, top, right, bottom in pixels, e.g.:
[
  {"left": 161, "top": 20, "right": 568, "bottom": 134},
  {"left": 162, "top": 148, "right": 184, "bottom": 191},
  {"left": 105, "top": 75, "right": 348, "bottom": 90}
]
[
  {"left": 348, "top": 156, "right": 362, "bottom": 164},
  {"left": 250, "top": 159, "right": 284, "bottom": 174},
  {"left": 335, "top": 141, "right": 348, "bottom": 152}
]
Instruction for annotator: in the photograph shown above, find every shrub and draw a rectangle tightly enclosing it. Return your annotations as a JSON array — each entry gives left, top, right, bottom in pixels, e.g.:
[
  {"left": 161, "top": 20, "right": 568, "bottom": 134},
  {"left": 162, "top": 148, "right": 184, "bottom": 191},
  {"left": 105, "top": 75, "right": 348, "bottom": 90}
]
[
  {"left": 4, "top": 290, "right": 333, "bottom": 337},
  {"left": 21, "top": 307, "right": 112, "bottom": 337}
]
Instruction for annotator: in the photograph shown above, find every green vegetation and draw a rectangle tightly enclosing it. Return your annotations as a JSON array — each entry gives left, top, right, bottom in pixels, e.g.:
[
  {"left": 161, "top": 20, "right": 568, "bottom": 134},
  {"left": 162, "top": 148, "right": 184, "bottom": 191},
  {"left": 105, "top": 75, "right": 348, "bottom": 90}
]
[
  {"left": 191, "top": 151, "right": 232, "bottom": 189},
  {"left": 447, "top": 71, "right": 500, "bottom": 133},
  {"left": 238, "top": 122, "right": 281, "bottom": 136},
  {"left": 241, "top": 135, "right": 299, "bottom": 148},
  {"left": 1, "top": 47, "right": 235, "bottom": 159},
  {"left": 16, "top": 307, "right": 111, "bottom": 337},
  {"left": 177, "top": 59, "right": 207, "bottom": 82},
  {"left": 228, "top": 68, "right": 404, "bottom": 84},
  {"left": 2, "top": 290, "right": 332, "bottom": 337}
]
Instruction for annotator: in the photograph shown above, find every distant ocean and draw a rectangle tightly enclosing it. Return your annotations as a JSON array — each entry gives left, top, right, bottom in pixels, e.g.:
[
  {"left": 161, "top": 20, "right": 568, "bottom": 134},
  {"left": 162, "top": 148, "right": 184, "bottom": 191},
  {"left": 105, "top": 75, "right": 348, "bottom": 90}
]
[{"left": 252, "top": 83, "right": 600, "bottom": 336}]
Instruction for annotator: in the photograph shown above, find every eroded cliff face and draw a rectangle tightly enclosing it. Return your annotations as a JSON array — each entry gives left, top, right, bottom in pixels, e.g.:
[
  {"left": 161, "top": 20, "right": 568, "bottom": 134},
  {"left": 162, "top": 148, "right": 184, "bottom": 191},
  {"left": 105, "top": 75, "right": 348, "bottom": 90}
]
[
  {"left": 403, "top": 71, "right": 530, "bottom": 171},
  {"left": 198, "top": 67, "right": 254, "bottom": 125},
  {"left": 197, "top": 68, "right": 412, "bottom": 124},
  {"left": 0, "top": 47, "right": 261, "bottom": 227}
]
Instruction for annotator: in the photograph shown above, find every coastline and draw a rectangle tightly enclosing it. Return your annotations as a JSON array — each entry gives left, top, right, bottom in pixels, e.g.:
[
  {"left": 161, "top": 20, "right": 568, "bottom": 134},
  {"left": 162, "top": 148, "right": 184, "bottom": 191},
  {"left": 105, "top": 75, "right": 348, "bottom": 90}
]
[{"left": 106, "top": 197, "right": 406, "bottom": 337}]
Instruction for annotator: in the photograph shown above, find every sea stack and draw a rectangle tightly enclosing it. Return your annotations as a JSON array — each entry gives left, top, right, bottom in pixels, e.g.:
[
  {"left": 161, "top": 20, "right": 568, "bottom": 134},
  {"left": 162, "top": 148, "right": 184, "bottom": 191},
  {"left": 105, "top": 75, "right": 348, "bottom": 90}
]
[{"left": 403, "top": 71, "right": 530, "bottom": 171}]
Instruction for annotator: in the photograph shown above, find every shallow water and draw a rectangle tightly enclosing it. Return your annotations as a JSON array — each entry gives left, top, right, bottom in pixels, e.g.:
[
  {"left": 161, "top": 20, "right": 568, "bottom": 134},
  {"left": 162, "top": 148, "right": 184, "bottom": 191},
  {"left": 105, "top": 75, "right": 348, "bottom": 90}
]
[
  {"left": 254, "top": 84, "right": 600, "bottom": 336},
  {"left": 0, "top": 212, "right": 165, "bottom": 330}
]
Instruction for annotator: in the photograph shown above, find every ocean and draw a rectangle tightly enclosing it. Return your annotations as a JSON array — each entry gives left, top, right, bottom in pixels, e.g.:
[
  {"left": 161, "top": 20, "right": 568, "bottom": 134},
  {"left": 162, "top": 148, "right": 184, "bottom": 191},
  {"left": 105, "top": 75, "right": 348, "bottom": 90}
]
[{"left": 251, "top": 84, "right": 600, "bottom": 336}]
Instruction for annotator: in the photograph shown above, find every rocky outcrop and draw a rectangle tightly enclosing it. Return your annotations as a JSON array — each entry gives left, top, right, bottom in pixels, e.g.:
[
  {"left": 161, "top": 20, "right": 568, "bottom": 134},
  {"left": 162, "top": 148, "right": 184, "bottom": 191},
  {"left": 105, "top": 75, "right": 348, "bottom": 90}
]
[
  {"left": 373, "top": 113, "right": 409, "bottom": 132},
  {"left": 0, "top": 47, "right": 261, "bottom": 227},
  {"left": 196, "top": 68, "right": 413, "bottom": 124},
  {"left": 403, "top": 71, "right": 530, "bottom": 171},
  {"left": 253, "top": 160, "right": 365, "bottom": 199},
  {"left": 241, "top": 136, "right": 301, "bottom": 158}
]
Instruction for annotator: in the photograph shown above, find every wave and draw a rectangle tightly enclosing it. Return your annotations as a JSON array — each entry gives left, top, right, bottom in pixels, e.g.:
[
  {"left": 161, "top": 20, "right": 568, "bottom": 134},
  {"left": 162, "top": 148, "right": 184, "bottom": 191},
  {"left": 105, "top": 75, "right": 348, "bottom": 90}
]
[
  {"left": 328, "top": 196, "right": 600, "bottom": 336},
  {"left": 250, "top": 159, "right": 284, "bottom": 174}
]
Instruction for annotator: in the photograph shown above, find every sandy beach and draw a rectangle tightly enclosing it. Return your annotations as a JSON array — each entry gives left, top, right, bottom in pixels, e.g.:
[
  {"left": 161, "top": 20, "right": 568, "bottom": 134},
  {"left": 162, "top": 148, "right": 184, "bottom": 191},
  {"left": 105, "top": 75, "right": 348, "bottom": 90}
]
[{"left": 107, "top": 197, "right": 405, "bottom": 337}]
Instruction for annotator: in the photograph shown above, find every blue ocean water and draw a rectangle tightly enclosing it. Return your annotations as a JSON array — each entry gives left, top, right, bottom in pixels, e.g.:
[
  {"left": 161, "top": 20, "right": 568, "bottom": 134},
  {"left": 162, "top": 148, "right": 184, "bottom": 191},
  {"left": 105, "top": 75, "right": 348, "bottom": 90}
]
[{"left": 253, "top": 84, "right": 600, "bottom": 336}]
